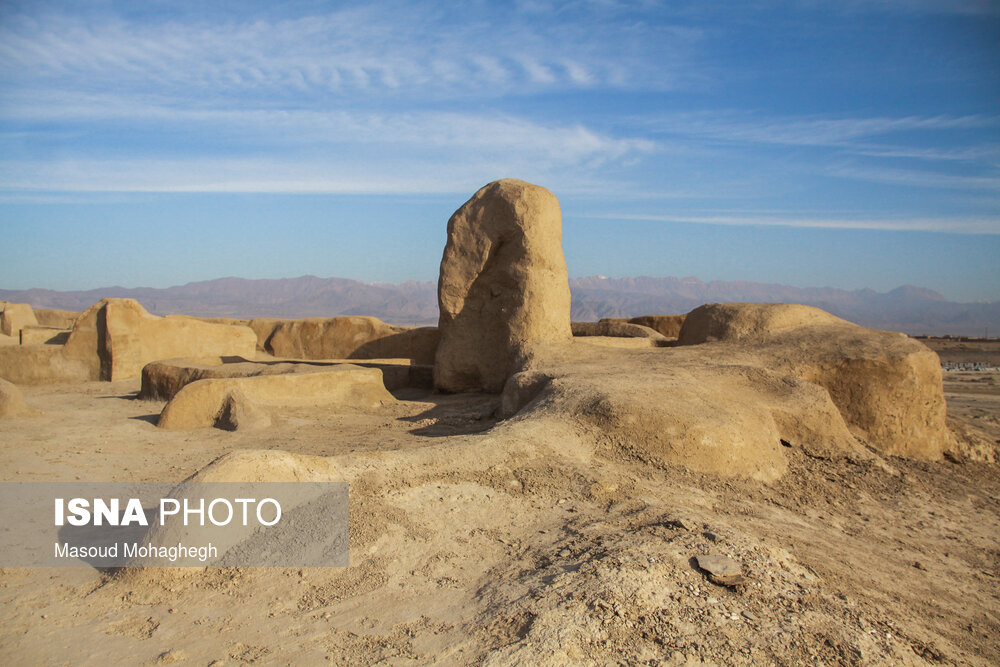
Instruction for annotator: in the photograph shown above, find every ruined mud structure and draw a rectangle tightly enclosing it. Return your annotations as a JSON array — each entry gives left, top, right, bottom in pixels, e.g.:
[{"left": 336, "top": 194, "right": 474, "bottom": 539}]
[{"left": 2, "top": 180, "right": 997, "bottom": 665}]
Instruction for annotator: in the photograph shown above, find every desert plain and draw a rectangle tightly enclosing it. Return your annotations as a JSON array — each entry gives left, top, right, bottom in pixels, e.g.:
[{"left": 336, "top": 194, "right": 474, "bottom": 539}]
[{"left": 0, "top": 180, "right": 998, "bottom": 666}]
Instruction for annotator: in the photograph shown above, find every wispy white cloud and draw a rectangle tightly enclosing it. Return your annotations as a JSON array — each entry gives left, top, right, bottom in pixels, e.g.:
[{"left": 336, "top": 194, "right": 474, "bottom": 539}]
[
  {"left": 0, "top": 86, "right": 657, "bottom": 193},
  {"left": 2, "top": 90, "right": 654, "bottom": 156},
  {"left": 579, "top": 212, "right": 1000, "bottom": 234},
  {"left": 0, "top": 4, "right": 699, "bottom": 101},
  {"left": 848, "top": 144, "right": 1000, "bottom": 162},
  {"left": 0, "top": 114, "right": 655, "bottom": 196},
  {"left": 639, "top": 111, "right": 1000, "bottom": 192},
  {"left": 827, "top": 164, "right": 1000, "bottom": 191},
  {"left": 645, "top": 112, "right": 1000, "bottom": 148},
  {"left": 0, "top": 157, "right": 471, "bottom": 194}
]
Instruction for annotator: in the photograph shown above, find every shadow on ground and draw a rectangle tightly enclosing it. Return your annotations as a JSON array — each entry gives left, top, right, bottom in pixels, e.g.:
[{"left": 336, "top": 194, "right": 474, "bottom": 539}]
[{"left": 393, "top": 388, "right": 500, "bottom": 437}]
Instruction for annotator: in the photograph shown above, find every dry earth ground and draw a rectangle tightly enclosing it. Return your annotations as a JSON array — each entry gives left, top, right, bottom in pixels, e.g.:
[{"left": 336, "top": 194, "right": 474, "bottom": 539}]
[
  {"left": 0, "top": 362, "right": 998, "bottom": 665},
  {"left": 921, "top": 339, "right": 1000, "bottom": 368}
]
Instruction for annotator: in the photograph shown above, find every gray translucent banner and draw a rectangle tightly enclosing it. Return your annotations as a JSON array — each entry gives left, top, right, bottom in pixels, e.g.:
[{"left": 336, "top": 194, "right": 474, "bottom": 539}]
[{"left": 0, "top": 482, "right": 348, "bottom": 567}]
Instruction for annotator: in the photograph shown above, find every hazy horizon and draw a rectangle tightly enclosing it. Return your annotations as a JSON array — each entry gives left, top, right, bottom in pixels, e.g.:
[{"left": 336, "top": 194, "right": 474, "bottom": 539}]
[
  {"left": 5, "top": 271, "right": 1000, "bottom": 339},
  {"left": 1, "top": 270, "right": 989, "bottom": 303}
]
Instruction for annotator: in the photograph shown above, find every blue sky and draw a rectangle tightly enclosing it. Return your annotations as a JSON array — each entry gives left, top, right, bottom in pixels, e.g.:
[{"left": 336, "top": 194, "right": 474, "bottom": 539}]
[{"left": 1, "top": 0, "right": 998, "bottom": 300}]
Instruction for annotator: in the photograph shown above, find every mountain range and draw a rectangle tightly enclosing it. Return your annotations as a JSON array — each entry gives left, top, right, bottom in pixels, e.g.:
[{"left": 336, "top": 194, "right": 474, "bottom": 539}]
[{"left": 2, "top": 275, "right": 998, "bottom": 337}]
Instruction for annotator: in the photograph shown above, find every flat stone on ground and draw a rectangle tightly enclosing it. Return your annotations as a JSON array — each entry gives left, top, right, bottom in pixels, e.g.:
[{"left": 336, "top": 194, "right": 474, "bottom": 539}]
[{"left": 695, "top": 554, "right": 746, "bottom": 586}]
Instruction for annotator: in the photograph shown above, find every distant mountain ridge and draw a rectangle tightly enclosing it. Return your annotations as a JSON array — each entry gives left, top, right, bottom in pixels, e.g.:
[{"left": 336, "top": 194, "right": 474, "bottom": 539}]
[
  {"left": 567, "top": 276, "right": 997, "bottom": 336},
  {"left": 2, "top": 275, "right": 997, "bottom": 336}
]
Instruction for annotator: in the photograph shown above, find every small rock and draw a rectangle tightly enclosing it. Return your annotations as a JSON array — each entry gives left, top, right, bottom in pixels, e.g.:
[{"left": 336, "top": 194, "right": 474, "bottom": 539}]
[
  {"left": 665, "top": 517, "right": 696, "bottom": 531},
  {"left": 741, "top": 610, "right": 758, "bottom": 622},
  {"left": 912, "top": 560, "right": 927, "bottom": 571},
  {"left": 695, "top": 554, "right": 747, "bottom": 587}
]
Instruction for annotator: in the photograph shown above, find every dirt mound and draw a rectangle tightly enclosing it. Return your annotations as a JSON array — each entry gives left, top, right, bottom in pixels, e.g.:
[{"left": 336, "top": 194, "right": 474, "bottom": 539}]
[
  {"left": 0, "top": 377, "right": 38, "bottom": 417},
  {"left": 627, "top": 314, "right": 686, "bottom": 338},
  {"left": 771, "top": 327, "right": 950, "bottom": 459},
  {"left": 157, "top": 365, "right": 395, "bottom": 430},
  {"left": 116, "top": 450, "right": 344, "bottom": 576},
  {"left": 505, "top": 345, "right": 864, "bottom": 482},
  {"left": 435, "top": 179, "right": 572, "bottom": 393},
  {"left": 678, "top": 302, "right": 845, "bottom": 345},
  {"left": 140, "top": 357, "right": 430, "bottom": 401},
  {"left": 677, "top": 303, "right": 950, "bottom": 459},
  {"left": 574, "top": 336, "right": 664, "bottom": 350},
  {"left": 140, "top": 357, "right": 315, "bottom": 401},
  {"left": 184, "top": 449, "right": 345, "bottom": 483},
  {"left": 945, "top": 417, "right": 998, "bottom": 463},
  {"left": 495, "top": 298, "right": 951, "bottom": 476},
  {"left": 499, "top": 370, "right": 553, "bottom": 419},
  {"left": 572, "top": 321, "right": 669, "bottom": 343},
  {"left": 261, "top": 316, "right": 437, "bottom": 364}
]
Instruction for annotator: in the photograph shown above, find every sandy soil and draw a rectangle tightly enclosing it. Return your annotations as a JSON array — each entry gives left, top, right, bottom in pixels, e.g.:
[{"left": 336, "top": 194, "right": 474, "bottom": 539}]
[{"left": 1, "top": 367, "right": 998, "bottom": 665}]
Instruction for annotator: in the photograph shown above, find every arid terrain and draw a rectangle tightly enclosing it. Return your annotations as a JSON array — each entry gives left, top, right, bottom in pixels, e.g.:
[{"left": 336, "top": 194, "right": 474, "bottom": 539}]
[
  {"left": 0, "top": 340, "right": 997, "bottom": 665},
  {"left": 4, "top": 0, "right": 998, "bottom": 659},
  {"left": 1, "top": 181, "right": 998, "bottom": 666}
]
